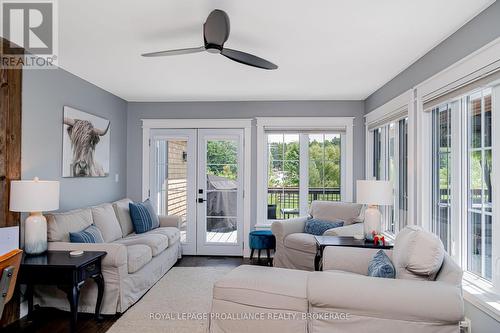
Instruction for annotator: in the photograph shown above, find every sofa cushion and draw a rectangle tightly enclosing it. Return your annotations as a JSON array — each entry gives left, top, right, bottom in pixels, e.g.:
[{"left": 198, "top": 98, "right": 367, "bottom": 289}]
[
  {"left": 69, "top": 224, "right": 104, "bottom": 243},
  {"left": 126, "top": 244, "right": 152, "bottom": 273},
  {"left": 112, "top": 198, "right": 134, "bottom": 237},
  {"left": 368, "top": 250, "right": 395, "bottom": 278},
  {"left": 213, "top": 265, "right": 309, "bottom": 312},
  {"left": 129, "top": 201, "right": 158, "bottom": 234},
  {"left": 91, "top": 203, "right": 123, "bottom": 243},
  {"left": 147, "top": 227, "right": 180, "bottom": 245},
  {"left": 284, "top": 233, "right": 317, "bottom": 254},
  {"left": 114, "top": 233, "right": 168, "bottom": 256},
  {"left": 310, "top": 201, "right": 363, "bottom": 225},
  {"left": 304, "top": 218, "right": 344, "bottom": 236},
  {"left": 46, "top": 208, "right": 93, "bottom": 242},
  {"left": 393, "top": 226, "right": 445, "bottom": 281}
]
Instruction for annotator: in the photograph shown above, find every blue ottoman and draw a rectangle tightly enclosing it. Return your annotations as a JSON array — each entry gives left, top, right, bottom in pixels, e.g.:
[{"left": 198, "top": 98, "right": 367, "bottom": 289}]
[{"left": 249, "top": 230, "right": 276, "bottom": 265}]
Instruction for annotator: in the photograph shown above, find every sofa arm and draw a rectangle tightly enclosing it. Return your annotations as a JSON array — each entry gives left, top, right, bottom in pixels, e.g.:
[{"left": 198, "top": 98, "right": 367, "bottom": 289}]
[
  {"left": 322, "top": 246, "right": 392, "bottom": 275},
  {"left": 48, "top": 242, "right": 128, "bottom": 268},
  {"left": 308, "top": 271, "right": 464, "bottom": 323},
  {"left": 271, "top": 216, "right": 308, "bottom": 244},
  {"left": 159, "top": 215, "right": 181, "bottom": 228},
  {"left": 323, "top": 222, "right": 363, "bottom": 237}
]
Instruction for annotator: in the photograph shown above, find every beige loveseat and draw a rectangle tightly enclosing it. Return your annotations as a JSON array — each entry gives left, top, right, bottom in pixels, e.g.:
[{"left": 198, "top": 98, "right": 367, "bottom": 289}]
[
  {"left": 34, "top": 198, "right": 182, "bottom": 315},
  {"left": 210, "top": 226, "right": 464, "bottom": 333},
  {"left": 271, "top": 201, "right": 364, "bottom": 270}
]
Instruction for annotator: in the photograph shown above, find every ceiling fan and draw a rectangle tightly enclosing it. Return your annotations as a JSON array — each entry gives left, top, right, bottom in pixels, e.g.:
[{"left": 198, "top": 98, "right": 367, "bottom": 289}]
[{"left": 142, "top": 9, "right": 278, "bottom": 70}]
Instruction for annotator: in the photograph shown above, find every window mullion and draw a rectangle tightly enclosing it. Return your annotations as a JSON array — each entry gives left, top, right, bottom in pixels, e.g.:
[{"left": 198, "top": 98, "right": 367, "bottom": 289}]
[{"left": 299, "top": 134, "right": 309, "bottom": 216}]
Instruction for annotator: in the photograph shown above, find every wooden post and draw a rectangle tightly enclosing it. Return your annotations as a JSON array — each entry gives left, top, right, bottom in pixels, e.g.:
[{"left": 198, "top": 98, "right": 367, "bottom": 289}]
[{"left": 0, "top": 37, "right": 23, "bottom": 328}]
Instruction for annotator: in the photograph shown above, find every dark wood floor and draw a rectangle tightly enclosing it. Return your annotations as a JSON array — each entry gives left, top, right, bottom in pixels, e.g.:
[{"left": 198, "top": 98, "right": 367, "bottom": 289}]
[{"left": 3, "top": 256, "right": 267, "bottom": 333}]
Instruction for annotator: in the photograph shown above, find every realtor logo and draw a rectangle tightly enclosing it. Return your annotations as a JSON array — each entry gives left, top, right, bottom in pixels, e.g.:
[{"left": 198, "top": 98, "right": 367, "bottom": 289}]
[{"left": 1, "top": 0, "right": 58, "bottom": 68}]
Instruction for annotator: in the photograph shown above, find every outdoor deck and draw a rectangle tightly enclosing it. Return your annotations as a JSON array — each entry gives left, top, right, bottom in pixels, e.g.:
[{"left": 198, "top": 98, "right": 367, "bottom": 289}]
[{"left": 207, "top": 230, "right": 237, "bottom": 243}]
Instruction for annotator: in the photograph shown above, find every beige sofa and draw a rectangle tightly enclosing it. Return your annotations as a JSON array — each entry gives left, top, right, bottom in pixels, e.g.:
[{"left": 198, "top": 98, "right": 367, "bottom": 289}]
[
  {"left": 271, "top": 201, "right": 364, "bottom": 270},
  {"left": 34, "top": 198, "right": 182, "bottom": 315},
  {"left": 210, "top": 226, "right": 464, "bottom": 333}
]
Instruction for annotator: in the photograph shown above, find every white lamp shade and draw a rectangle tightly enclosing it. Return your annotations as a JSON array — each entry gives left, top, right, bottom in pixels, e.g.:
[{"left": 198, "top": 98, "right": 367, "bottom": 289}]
[
  {"left": 10, "top": 178, "right": 60, "bottom": 212},
  {"left": 356, "top": 180, "right": 393, "bottom": 206}
]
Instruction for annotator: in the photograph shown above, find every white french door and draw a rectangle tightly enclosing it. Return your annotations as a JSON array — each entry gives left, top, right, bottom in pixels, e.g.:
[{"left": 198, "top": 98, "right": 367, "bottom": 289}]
[
  {"left": 197, "top": 129, "right": 244, "bottom": 255},
  {"left": 149, "top": 128, "right": 244, "bottom": 256}
]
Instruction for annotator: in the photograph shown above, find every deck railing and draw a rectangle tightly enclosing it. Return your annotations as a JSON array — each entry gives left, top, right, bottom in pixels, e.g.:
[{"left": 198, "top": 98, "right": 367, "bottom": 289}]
[{"left": 267, "top": 187, "right": 341, "bottom": 219}]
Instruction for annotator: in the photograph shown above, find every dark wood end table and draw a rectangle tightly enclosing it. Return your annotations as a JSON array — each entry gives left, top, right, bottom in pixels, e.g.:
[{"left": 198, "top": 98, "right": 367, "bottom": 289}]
[
  {"left": 18, "top": 250, "right": 106, "bottom": 332},
  {"left": 314, "top": 236, "right": 393, "bottom": 271}
]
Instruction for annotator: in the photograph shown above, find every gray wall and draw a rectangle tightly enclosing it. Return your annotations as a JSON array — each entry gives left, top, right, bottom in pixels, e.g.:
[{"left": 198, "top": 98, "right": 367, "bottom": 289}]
[
  {"left": 464, "top": 302, "right": 500, "bottom": 333},
  {"left": 126, "top": 101, "right": 365, "bottom": 227},
  {"left": 365, "top": 0, "right": 500, "bottom": 113},
  {"left": 22, "top": 68, "right": 128, "bottom": 211}
]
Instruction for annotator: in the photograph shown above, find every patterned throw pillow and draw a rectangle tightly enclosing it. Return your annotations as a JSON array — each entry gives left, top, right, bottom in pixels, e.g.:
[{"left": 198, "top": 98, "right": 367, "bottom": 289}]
[
  {"left": 129, "top": 200, "right": 159, "bottom": 234},
  {"left": 143, "top": 199, "right": 160, "bottom": 229},
  {"left": 368, "top": 250, "right": 396, "bottom": 278},
  {"left": 304, "top": 218, "right": 344, "bottom": 236},
  {"left": 69, "top": 224, "right": 104, "bottom": 243}
]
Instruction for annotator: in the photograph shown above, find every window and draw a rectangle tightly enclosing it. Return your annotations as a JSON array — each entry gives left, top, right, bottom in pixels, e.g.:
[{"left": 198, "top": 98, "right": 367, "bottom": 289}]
[
  {"left": 308, "top": 134, "right": 342, "bottom": 205},
  {"left": 257, "top": 117, "right": 354, "bottom": 225},
  {"left": 267, "top": 132, "right": 341, "bottom": 220},
  {"left": 431, "top": 104, "right": 452, "bottom": 252},
  {"left": 467, "top": 89, "right": 492, "bottom": 280},
  {"left": 267, "top": 134, "right": 300, "bottom": 219},
  {"left": 370, "top": 118, "right": 408, "bottom": 234},
  {"left": 429, "top": 87, "right": 493, "bottom": 281},
  {"left": 373, "top": 129, "right": 382, "bottom": 180},
  {"left": 398, "top": 118, "right": 408, "bottom": 229}
]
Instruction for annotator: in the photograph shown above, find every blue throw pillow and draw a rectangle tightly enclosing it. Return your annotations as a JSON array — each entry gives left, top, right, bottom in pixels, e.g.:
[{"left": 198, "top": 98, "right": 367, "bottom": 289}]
[
  {"left": 129, "top": 200, "right": 158, "bottom": 234},
  {"left": 70, "top": 224, "right": 104, "bottom": 243},
  {"left": 368, "top": 250, "right": 395, "bottom": 278},
  {"left": 304, "top": 218, "right": 344, "bottom": 236},
  {"left": 143, "top": 199, "right": 160, "bottom": 228}
]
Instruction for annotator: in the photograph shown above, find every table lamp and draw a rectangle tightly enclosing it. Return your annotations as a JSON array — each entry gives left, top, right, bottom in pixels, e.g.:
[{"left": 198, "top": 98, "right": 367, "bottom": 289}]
[
  {"left": 356, "top": 180, "right": 393, "bottom": 241},
  {"left": 10, "top": 177, "right": 60, "bottom": 255}
]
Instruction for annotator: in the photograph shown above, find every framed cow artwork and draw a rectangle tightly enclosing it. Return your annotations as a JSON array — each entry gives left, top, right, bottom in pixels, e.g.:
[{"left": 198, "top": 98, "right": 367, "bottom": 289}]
[{"left": 62, "top": 106, "right": 110, "bottom": 177}]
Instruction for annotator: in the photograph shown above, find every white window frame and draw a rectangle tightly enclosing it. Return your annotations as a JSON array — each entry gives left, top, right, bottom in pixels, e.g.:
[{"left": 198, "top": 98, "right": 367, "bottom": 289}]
[
  {"left": 414, "top": 36, "right": 500, "bottom": 319},
  {"left": 365, "top": 90, "right": 414, "bottom": 234},
  {"left": 255, "top": 117, "right": 354, "bottom": 227},
  {"left": 423, "top": 85, "right": 500, "bottom": 306}
]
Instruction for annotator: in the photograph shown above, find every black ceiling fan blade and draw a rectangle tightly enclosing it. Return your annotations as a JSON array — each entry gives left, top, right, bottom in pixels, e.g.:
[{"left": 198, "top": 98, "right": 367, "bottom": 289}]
[
  {"left": 221, "top": 48, "right": 278, "bottom": 70},
  {"left": 204, "top": 9, "right": 230, "bottom": 47},
  {"left": 142, "top": 46, "right": 205, "bottom": 57}
]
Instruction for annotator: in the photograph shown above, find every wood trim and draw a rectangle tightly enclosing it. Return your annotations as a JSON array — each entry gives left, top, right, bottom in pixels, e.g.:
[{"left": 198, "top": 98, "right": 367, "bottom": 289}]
[{"left": 0, "top": 37, "right": 22, "bottom": 327}]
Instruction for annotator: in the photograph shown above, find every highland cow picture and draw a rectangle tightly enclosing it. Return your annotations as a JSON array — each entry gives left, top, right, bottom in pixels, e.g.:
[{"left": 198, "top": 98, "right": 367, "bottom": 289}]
[{"left": 62, "top": 106, "right": 110, "bottom": 177}]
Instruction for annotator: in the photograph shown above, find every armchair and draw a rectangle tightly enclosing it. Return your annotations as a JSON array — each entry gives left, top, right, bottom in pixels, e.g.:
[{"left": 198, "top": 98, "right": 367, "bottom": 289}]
[{"left": 271, "top": 201, "right": 363, "bottom": 270}]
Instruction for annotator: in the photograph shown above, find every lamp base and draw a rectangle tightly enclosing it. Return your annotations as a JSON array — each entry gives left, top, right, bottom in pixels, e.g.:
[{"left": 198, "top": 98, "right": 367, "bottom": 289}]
[
  {"left": 363, "top": 205, "right": 382, "bottom": 241},
  {"left": 24, "top": 212, "right": 48, "bottom": 255}
]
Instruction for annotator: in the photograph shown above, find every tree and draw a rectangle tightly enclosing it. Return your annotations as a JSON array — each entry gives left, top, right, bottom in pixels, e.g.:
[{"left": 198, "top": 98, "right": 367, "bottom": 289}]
[{"left": 206, "top": 141, "right": 237, "bottom": 179}]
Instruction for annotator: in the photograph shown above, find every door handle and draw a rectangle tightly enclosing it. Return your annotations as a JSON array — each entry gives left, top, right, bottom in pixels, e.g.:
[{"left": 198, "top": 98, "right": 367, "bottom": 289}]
[{"left": 198, "top": 198, "right": 207, "bottom": 203}]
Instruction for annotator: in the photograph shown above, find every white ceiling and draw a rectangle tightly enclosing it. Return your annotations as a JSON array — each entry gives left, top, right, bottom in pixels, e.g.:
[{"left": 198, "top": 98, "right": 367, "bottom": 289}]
[{"left": 58, "top": 0, "right": 494, "bottom": 102}]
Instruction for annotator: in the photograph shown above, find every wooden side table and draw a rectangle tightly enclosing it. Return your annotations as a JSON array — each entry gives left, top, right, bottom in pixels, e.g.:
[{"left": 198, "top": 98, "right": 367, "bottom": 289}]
[
  {"left": 314, "top": 236, "right": 393, "bottom": 271},
  {"left": 18, "top": 250, "right": 106, "bottom": 332}
]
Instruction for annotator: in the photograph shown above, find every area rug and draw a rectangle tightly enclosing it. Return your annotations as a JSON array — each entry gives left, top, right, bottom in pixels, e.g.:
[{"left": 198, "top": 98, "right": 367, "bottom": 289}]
[{"left": 106, "top": 266, "right": 233, "bottom": 333}]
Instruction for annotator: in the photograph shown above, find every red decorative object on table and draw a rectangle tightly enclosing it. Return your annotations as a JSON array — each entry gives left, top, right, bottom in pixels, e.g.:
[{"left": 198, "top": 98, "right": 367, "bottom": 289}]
[{"left": 372, "top": 231, "right": 385, "bottom": 246}]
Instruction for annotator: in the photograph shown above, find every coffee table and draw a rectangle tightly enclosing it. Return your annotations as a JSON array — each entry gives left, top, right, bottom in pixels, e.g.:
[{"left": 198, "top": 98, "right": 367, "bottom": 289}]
[{"left": 314, "top": 235, "right": 393, "bottom": 271}]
